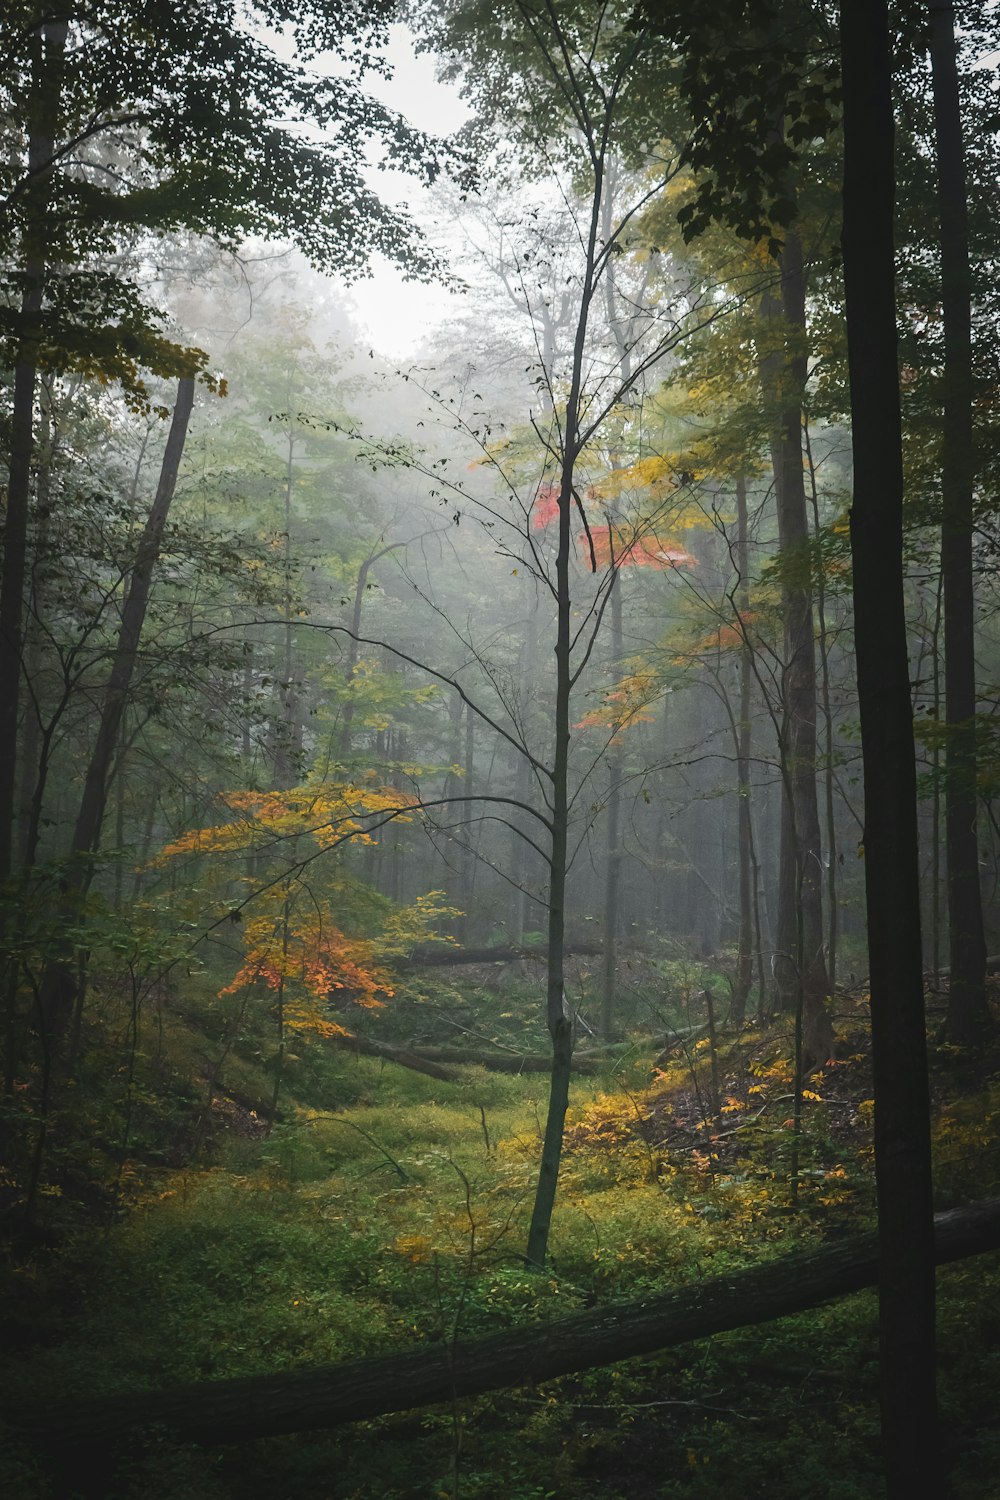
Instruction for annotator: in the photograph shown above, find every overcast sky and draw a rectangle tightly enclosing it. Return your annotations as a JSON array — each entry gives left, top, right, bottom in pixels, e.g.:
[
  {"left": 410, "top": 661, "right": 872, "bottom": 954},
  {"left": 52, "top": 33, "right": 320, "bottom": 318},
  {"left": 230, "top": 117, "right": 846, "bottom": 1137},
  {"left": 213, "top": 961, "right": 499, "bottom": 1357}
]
[{"left": 340, "top": 25, "right": 472, "bottom": 357}]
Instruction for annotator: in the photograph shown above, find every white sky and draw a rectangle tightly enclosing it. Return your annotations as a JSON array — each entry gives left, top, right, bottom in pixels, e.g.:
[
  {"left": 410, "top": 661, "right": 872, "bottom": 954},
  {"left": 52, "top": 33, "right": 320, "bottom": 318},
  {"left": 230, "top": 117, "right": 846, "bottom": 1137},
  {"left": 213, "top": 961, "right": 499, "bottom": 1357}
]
[{"left": 336, "top": 25, "right": 473, "bottom": 358}]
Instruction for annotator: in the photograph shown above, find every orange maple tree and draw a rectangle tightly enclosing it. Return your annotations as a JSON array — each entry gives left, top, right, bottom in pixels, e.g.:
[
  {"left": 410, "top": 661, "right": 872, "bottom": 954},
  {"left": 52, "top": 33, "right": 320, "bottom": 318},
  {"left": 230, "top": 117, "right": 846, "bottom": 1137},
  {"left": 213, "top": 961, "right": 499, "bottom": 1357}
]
[
  {"left": 528, "top": 483, "right": 697, "bottom": 573},
  {"left": 587, "top": 528, "right": 696, "bottom": 570},
  {"left": 574, "top": 667, "right": 660, "bottom": 739},
  {"left": 219, "top": 908, "right": 392, "bottom": 1040},
  {"left": 153, "top": 778, "right": 457, "bottom": 1036}
]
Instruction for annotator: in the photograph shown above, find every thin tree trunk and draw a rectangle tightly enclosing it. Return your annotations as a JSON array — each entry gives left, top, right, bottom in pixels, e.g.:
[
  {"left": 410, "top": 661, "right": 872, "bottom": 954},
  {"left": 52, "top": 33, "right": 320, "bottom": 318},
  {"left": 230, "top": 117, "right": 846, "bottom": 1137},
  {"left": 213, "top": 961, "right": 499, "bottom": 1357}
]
[
  {"left": 39, "top": 378, "right": 194, "bottom": 1033},
  {"left": 931, "top": 566, "right": 944, "bottom": 982},
  {"left": 929, "top": 0, "right": 989, "bottom": 1042},
  {"left": 841, "top": 2, "right": 939, "bottom": 1490},
  {"left": 732, "top": 474, "right": 755, "bottom": 1022},
  {"left": 461, "top": 701, "right": 476, "bottom": 940},
  {"left": 775, "top": 229, "right": 830, "bottom": 1034},
  {"left": 761, "top": 226, "right": 832, "bottom": 1064},
  {"left": 601, "top": 574, "right": 623, "bottom": 1039},
  {"left": 17, "top": 393, "right": 52, "bottom": 867},
  {"left": 525, "top": 148, "right": 602, "bottom": 1261},
  {"left": 805, "top": 422, "right": 839, "bottom": 989},
  {"left": 511, "top": 598, "right": 538, "bottom": 943},
  {"left": 525, "top": 454, "right": 572, "bottom": 1267},
  {"left": 69, "top": 378, "right": 195, "bottom": 864},
  {"left": 275, "top": 425, "right": 299, "bottom": 788}
]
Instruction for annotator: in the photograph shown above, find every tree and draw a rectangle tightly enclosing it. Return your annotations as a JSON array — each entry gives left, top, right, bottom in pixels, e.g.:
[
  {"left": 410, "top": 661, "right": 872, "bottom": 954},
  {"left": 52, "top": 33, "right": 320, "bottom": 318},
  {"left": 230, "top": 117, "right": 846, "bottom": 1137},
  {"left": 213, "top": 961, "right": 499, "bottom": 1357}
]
[
  {"left": 24, "top": 1196, "right": 1000, "bottom": 1450},
  {"left": 410, "top": 0, "right": 741, "bottom": 1267},
  {"left": 927, "top": 0, "right": 989, "bottom": 1042},
  {"left": 0, "top": 0, "right": 449, "bottom": 880},
  {"left": 153, "top": 778, "right": 460, "bottom": 1111},
  {"left": 759, "top": 224, "right": 833, "bottom": 1059},
  {"left": 840, "top": 0, "right": 938, "bottom": 1487},
  {"left": 36, "top": 376, "right": 196, "bottom": 1040}
]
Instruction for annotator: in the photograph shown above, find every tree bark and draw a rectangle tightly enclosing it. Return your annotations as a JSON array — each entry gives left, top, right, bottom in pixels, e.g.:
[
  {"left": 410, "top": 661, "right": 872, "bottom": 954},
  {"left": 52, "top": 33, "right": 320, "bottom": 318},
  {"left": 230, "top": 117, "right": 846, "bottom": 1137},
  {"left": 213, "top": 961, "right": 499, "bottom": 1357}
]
[
  {"left": 805, "top": 423, "right": 839, "bottom": 990},
  {"left": 772, "top": 229, "right": 832, "bottom": 1061},
  {"left": 732, "top": 474, "right": 755, "bottom": 1022},
  {"left": 928, "top": 0, "right": 989, "bottom": 1043},
  {"left": 601, "top": 575, "right": 624, "bottom": 1038},
  {"left": 70, "top": 378, "right": 195, "bottom": 864},
  {"left": 759, "top": 230, "right": 832, "bottom": 1067},
  {"left": 325, "top": 1030, "right": 602, "bottom": 1078},
  {"left": 0, "top": 19, "right": 67, "bottom": 882},
  {"left": 27, "top": 1196, "right": 1000, "bottom": 1452},
  {"left": 841, "top": 1, "right": 940, "bottom": 1490},
  {"left": 39, "top": 379, "right": 194, "bottom": 1035},
  {"left": 396, "top": 941, "right": 602, "bottom": 969},
  {"left": 525, "top": 444, "right": 573, "bottom": 1266}
]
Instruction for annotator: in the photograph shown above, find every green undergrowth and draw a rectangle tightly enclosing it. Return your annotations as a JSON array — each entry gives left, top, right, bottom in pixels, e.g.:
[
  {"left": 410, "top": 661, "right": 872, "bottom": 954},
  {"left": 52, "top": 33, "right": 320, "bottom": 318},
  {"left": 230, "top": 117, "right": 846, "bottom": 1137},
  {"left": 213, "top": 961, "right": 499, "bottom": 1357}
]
[{"left": 2, "top": 987, "right": 1000, "bottom": 1498}]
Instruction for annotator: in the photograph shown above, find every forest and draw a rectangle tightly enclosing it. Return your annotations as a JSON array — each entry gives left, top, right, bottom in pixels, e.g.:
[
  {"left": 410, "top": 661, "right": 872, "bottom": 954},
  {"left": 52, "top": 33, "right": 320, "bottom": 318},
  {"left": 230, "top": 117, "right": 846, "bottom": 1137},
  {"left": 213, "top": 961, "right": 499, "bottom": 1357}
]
[{"left": 2, "top": 0, "right": 1000, "bottom": 1496}]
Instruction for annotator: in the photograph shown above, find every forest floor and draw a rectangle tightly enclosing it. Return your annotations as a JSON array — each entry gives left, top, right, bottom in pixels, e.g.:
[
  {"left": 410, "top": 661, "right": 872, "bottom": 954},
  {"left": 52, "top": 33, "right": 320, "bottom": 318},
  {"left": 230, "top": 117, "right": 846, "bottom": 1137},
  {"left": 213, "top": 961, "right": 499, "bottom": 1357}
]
[{"left": 2, "top": 969, "right": 1000, "bottom": 1500}]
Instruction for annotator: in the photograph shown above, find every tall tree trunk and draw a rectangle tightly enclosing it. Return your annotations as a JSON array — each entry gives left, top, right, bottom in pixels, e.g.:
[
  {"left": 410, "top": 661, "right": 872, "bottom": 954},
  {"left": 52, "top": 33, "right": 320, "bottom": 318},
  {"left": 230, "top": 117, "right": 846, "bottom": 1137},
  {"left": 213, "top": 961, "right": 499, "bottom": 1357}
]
[
  {"left": 461, "top": 701, "right": 476, "bottom": 940},
  {"left": 0, "top": 19, "right": 67, "bottom": 882},
  {"left": 274, "top": 426, "right": 300, "bottom": 788},
  {"left": 762, "top": 227, "right": 833, "bottom": 1064},
  {"left": 601, "top": 574, "right": 623, "bottom": 1039},
  {"left": 732, "top": 474, "right": 755, "bottom": 1023},
  {"left": 524, "top": 444, "right": 573, "bottom": 1270},
  {"left": 69, "top": 379, "right": 195, "bottom": 864},
  {"left": 510, "top": 596, "right": 538, "bottom": 943},
  {"left": 931, "top": 567, "right": 944, "bottom": 980},
  {"left": 841, "top": 2, "right": 939, "bottom": 1491},
  {"left": 339, "top": 543, "right": 405, "bottom": 755},
  {"left": 39, "top": 379, "right": 195, "bottom": 1033},
  {"left": 599, "top": 162, "right": 634, "bottom": 1040},
  {"left": 804, "top": 423, "right": 839, "bottom": 990},
  {"left": 524, "top": 140, "right": 606, "bottom": 1262},
  {"left": 17, "top": 393, "right": 52, "bottom": 867},
  {"left": 929, "top": 0, "right": 989, "bottom": 1042}
]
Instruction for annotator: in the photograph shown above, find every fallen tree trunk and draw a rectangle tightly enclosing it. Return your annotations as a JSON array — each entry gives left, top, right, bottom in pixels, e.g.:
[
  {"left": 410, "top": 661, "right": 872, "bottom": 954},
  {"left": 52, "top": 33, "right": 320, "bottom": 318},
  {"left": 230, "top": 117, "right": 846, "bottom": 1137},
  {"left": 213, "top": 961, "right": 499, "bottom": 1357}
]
[
  {"left": 328, "top": 1031, "right": 459, "bottom": 1081},
  {"left": 928, "top": 953, "right": 1000, "bottom": 981},
  {"left": 392, "top": 1044, "right": 602, "bottom": 1074},
  {"left": 27, "top": 1196, "right": 1000, "bottom": 1450},
  {"left": 398, "top": 941, "right": 603, "bottom": 969},
  {"left": 328, "top": 1032, "right": 602, "bottom": 1078}
]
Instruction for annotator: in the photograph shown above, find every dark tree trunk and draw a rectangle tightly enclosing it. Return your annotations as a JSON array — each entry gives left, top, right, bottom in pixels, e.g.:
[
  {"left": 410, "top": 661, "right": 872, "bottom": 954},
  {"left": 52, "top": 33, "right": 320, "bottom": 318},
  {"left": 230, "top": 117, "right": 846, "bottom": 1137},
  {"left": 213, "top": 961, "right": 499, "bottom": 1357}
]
[
  {"left": 841, "top": 1, "right": 939, "bottom": 1491},
  {"left": 460, "top": 700, "right": 476, "bottom": 939},
  {"left": 771, "top": 229, "right": 832, "bottom": 1062},
  {"left": 325, "top": 1033, "right": 601, "bottom": 1077},
  {"left": 510, "top": 595, "right": 539, "bottom": 942},
  {"left": 39, "top": 379, "right": 194, "bottom": 1035},
  {"left": 396, "top": 940, "right": 601, "bottom": 969},
  {"left": 759, "top": 231, "right": 832, "bottom": 1066},
  {"left": 601, "top": 574, "right": 623, "bottom": 1038},
  {"left": 525, "top": 444, "right": 573, "bottom": 1268},
  {"left": 805, "top": 423, "right": 839, "bottom": 989},
  {"left": 732, "top": 473, "right": 755, "bottom": 1023},
  {"left": 29, "top": 1197, "right": 1000, "bottom": 1453},
  {"left": 70, "top": 378, "right": 195, "bottom": 864},
  {"left": 928, "top": 0, "right": 989, "bottom": 1043},
  {"left": 0, "top": 20, "right": 67, "bottom": 882},
  {"left": 17, "top": 395, "right": 52, "bottom": 867}
]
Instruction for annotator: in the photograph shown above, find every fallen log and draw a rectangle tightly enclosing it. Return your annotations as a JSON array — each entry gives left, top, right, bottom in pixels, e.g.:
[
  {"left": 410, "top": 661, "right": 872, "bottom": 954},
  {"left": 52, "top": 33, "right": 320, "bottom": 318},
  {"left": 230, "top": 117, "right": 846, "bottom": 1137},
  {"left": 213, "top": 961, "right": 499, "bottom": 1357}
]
[
  {"left": 397, "top": 941, "right": 602, "bottom": 969},
  {"left": 26, "top": 1196, "right": 1000, "bottom": 1450},
  {"left": 392, "top": 1044, "right": 602, "bottom": 1075},
  {"left": 328, "top": 1032, "right": 601, "bottom": 1077},
  {"left": 327, "top": 1031, "right": 459, "bottom": 1081}
]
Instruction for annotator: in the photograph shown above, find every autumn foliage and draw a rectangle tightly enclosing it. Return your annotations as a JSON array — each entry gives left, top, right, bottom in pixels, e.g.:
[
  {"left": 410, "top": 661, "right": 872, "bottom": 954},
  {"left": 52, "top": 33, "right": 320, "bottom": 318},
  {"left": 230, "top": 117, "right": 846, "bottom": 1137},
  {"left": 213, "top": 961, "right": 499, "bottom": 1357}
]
[
  {"left": 154, "top": 781, "right": 458, "bottom": 1037},
  {"left": 220, "top": 912, "right": 392, "bottom": 1039}
]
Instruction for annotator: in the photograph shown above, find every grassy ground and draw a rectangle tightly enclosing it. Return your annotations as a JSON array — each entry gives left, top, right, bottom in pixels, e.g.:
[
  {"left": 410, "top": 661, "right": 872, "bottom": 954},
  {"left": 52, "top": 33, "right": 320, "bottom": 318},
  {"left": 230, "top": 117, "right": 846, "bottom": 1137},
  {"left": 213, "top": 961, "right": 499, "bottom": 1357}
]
[{"left": 2, "top": 971, "right": 1000, "bottom": 1498}]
